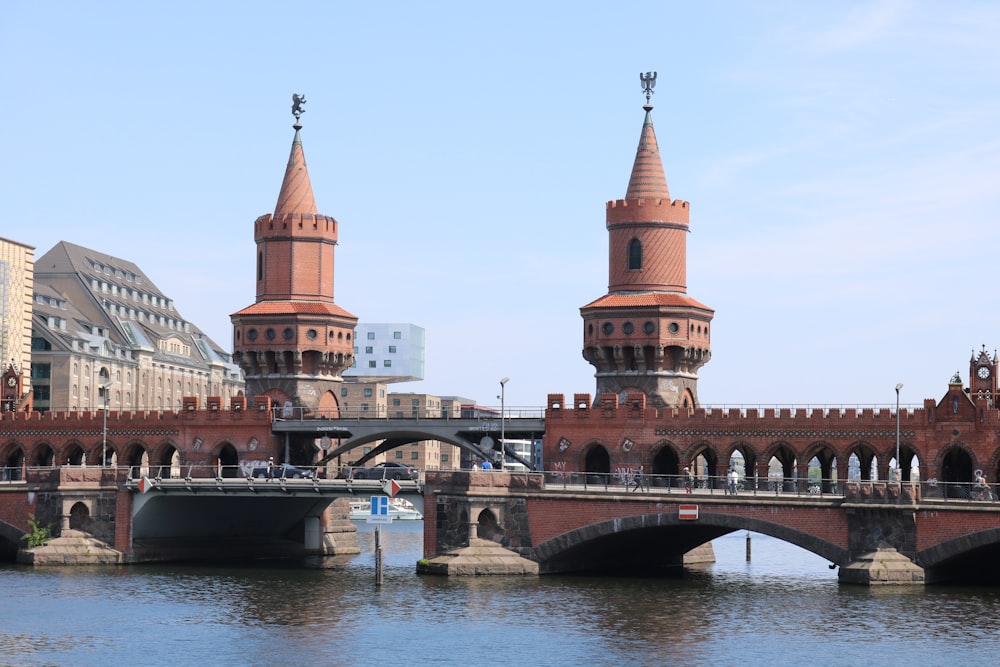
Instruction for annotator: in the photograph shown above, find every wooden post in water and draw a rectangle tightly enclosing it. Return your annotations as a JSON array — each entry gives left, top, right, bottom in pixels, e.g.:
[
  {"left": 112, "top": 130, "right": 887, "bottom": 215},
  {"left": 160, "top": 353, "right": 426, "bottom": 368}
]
[
  {"left": 745, "top": 531, "right": 752, "bottom": 562},
  {"left": 375, "top": 525, "right": 384, "bottom": 586}
]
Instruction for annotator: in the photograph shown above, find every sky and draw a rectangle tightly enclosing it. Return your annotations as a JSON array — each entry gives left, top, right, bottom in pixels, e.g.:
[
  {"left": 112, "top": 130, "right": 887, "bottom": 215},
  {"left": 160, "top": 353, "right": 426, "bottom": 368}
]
[{"left": 3, "top": 1, "right": 1000, "bottom": 410}]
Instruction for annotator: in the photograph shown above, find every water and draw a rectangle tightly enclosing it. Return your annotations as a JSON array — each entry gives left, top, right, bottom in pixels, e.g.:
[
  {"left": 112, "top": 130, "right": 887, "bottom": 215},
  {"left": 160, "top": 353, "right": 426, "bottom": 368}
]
[{"left": 3, "top": 524, "right": 1000, "bottom": 666}]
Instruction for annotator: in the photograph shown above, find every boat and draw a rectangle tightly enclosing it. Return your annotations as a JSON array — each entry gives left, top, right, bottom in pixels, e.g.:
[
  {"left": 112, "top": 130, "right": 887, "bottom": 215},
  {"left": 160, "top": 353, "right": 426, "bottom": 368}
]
[{"left": 349, "top": 497, "right": 423, "bottom": 521}]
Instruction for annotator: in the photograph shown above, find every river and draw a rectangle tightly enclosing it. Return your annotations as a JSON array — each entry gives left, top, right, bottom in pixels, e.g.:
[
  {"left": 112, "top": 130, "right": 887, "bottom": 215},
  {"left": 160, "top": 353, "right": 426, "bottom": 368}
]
[{"left": 2, "top": 522, "right": 1000, "bottom": 666}]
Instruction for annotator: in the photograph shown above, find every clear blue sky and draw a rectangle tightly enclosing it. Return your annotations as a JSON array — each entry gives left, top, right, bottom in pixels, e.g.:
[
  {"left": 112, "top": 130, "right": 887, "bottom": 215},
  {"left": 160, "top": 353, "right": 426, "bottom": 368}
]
[{"left": 3, "top": 1, "right": 999, "bottom": 409}]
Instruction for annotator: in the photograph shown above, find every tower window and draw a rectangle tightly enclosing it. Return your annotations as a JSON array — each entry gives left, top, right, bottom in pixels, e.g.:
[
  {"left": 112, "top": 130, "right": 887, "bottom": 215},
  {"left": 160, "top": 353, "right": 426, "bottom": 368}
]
[
  {"left": 257, "top": 251, "right": 264, "bottom": 281},
  {"left": 627, "top": 238, "right": 642, "bottom": 271}
]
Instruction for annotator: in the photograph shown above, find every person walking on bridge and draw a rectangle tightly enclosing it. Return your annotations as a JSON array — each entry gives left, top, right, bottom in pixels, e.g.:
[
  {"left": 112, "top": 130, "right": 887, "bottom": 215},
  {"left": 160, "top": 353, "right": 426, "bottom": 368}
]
[
  {"left": 684, "top": 466, "right": 693, "bottom": 494},
  {"left": 631, "top": 466, "right": 644, "bottom": 492}
]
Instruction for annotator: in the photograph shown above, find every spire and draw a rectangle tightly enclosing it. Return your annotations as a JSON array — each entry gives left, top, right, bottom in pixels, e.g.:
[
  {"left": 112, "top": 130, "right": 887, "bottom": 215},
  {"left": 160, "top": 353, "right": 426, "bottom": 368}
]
[
  {"left": 273, "top": 94, "right": 318, "bottom": 217},
  {"left": 625, "top": 72, "right": 670, "bottom": 200}
]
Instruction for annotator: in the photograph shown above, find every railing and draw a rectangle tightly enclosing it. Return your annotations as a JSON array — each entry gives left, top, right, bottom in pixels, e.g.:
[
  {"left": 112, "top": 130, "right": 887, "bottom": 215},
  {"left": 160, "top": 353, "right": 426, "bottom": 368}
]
[
  {"left": 6, "top": 464, "right": 1000, "bottom": 507},
  {"left": 540, "top": 472, "right": 1000, "bottom": 505},
  {"left": 123, "top": 462, "right": 428, "bottom": 483},
  {"left": 272, "top": 405, "right": 546, "bottom": 421}
]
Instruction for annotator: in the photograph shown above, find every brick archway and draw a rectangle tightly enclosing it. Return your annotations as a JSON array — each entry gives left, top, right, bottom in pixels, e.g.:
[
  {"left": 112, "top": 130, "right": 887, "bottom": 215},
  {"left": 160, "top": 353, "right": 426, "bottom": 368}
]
[{"left": 531, "top": 510, "right": 849, "bottom": 574}]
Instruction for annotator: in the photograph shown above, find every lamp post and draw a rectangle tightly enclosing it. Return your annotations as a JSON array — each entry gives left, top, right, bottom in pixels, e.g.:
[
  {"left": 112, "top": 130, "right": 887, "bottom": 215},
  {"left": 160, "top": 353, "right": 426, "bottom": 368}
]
[
  {"left": 895, "top": 382, "right": 903, "bottom": 481},
  {"left": 100, "top": 381, "right": 113, "bottom": 467},
  {"left": 499, "top": 377, "right": 510, "bottom": 470}
]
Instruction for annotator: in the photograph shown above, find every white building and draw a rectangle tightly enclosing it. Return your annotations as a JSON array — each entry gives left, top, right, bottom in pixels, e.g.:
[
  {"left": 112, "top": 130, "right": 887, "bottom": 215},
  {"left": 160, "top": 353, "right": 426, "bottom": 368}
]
[{"left": 345, "top": 323, "right": 425, "bottom": 383}]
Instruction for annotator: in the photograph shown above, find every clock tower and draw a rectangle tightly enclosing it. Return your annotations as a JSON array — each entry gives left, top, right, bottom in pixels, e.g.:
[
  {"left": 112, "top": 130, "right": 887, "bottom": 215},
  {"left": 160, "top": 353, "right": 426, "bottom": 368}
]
[
  {"left": 1, "top": 362, "right": 21, "bottom": 413},
  {"left": 970, "top": 345, "right": 998, "bottom": 405},
  {"left": 231, "top": 98, "right": 358, "bottom": 415},
  {"left": 581, "top": 74, "right": 714, "bottom": 408}
]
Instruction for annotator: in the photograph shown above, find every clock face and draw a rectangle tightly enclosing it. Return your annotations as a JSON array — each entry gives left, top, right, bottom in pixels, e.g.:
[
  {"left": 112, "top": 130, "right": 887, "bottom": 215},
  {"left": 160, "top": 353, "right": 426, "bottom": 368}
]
[
  {"left": 6, "top": 376, "right": 15, "bottom": 387},
  {"left": 979, "top": 366, "right": 992, "bottom": 380}
]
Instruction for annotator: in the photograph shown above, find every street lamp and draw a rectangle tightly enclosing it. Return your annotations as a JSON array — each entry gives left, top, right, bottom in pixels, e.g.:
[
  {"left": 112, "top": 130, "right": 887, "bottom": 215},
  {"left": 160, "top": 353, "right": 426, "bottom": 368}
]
[
  {"left": 100, "top": 381, "right": 113, "bottom": 467},
  {"left": 499, "top": 377, "right": 510, "bottom": 470},
  {"left": 895, "top": 382, "right": 903, "bottom": 481}
]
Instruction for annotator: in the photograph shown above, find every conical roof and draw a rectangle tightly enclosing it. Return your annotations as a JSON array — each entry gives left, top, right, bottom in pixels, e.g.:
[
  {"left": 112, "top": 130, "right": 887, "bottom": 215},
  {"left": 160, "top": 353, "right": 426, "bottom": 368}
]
[
  {"left": 624, "top": 104, "right": 670, "bottom": 200},
  {"left": 273, "top": 126, "right": 318, "bottom": 217}
]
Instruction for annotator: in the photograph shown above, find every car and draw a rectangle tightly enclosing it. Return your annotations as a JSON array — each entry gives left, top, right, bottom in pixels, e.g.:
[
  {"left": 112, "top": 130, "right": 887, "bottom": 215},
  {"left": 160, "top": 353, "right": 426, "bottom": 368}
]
[
  {"left": 251, "top": 462, "right": 315, "bottom": 479},
  {"left": 351, "top": 462, "right": 419, "bottom": 481}
]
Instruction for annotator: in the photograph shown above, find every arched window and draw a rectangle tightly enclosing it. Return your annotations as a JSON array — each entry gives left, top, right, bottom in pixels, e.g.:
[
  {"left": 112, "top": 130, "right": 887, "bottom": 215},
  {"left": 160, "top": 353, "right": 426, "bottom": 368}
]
[{"left": 627, "top": 238, "right": 642, "bottom": 270}]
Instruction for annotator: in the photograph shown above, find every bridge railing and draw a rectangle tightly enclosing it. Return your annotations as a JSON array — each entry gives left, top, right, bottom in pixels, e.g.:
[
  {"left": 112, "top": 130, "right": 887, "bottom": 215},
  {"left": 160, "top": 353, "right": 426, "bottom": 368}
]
[
  {"left": 539, "top": 472, "right": 1000, "bottom": 504},
  {"left": 271, "top": 404, "right": 545, "bottom": 421},
  {"left": 121, "top": 462, "right": 432, "bottom": 483}
]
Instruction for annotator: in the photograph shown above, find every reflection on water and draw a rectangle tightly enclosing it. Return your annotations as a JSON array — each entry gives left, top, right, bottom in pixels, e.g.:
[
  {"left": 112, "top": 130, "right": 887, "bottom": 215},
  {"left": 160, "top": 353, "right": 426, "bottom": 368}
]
[{"left": 3, "top": 525, "right": 1000, "bottom": 666}]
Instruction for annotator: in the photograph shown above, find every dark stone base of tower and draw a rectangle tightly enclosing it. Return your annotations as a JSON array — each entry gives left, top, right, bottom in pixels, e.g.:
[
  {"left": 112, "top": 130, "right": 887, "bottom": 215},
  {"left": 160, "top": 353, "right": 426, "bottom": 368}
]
[{"left": 594, "top": 372, "right": 702, "bottom": 409}]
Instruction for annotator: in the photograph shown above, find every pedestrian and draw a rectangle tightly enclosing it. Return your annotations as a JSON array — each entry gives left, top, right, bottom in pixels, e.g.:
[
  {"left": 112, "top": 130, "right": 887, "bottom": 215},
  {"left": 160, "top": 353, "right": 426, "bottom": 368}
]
[
  {"left": 481, "top": 459, "right": 492, "bottom": 471},
  {"left": 266, "top": 456, "right": 274, "bottom": 480},
  {"left": 729, "top": 468, "right": 739, "bottom": 496},
  {"left": 632, "top": 465, "right": 644, "bottom": 492},
  {"left": 684, "top": 466, "right": 693, "bottom": 494}
]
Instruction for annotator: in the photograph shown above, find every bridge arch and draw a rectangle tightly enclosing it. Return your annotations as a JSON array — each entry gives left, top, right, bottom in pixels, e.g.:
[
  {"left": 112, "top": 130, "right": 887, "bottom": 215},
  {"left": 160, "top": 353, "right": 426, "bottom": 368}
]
[
  {"left": 123, "top": 441, "right": 150, "bottom": 478},
  {"left": 938, "top": 443, "right": 975, "bottom": 496},
  {"left": 582, "top": 442, "right": 611, "bottom": 483},
  {"left": 846, "top": 440, "right": 878, "bottom": 480},
  {"left": 918, "top": 527, "right": 1000, "bottom": 582},
  {"left": 684, "top": 440, "right": 719, "bottom": 482},
  {"left": 723, "top": 440, "right": 756, "bottom": 482},
  {"left": 213, "top": 442, "right": 240, "bottom": 477},
  {"left": 0, "top": 441, "right": 24, "bottom": 477},
  {"left": 29, "top": 442, "right": 54, "bottom": 467},
  {"left": 153, "top": 443, "right": 181, "bottom": 478},
  {"left": 0, "top": 519, "right": 24, "bottom": 561},
  {"left": 650, "top": 440, "right": 680, "bottom": 484},
  {"left": 802, "top": 441, "right": 837, "bottom": 492},
  {"left": 64, "top": 441, "right": 86, "bottom": 466},
  {"left": 895, "top": 439, "right": 918, "bottom": 481},
  {"left": 325, "top": 429, "right": 487, "bottom": 467},
  {"left": 760, "top": 441, "right": 797, "bottom": 490},
  {"left": 531, "top": 511, "right": 849, "bottom": 574}
]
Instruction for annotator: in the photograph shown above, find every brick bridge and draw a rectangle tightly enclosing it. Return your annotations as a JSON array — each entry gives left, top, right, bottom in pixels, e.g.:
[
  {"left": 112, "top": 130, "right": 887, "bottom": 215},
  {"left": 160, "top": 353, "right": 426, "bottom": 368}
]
[
  {"left": 424, "top": 470, "right": 1000, "bottom": 584},
  {"left": 1, "top": 458, "right": 998, "bottom": 583},
  {"left": 3, "top": 384, "right": 1000, "bottom": 582}
]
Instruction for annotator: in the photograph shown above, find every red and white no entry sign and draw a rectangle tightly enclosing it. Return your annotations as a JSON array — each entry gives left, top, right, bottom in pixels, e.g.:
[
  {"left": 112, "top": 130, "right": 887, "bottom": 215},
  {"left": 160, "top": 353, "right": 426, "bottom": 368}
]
[{"left": 678, "top": 505, "right": 699, "bottom": 520}]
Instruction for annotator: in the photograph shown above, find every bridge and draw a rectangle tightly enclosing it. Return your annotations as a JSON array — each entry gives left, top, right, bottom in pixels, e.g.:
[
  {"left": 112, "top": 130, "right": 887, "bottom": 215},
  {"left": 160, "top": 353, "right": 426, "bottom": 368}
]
[
  {"left": 5, "top": 461, "right": 1000, "bottom": 583},
  {"left": 0, "top": 464, "right": 423, "bottom": 563},
  {"left": 5, "top": 401, "right": 1000, "bottom": 584},
  {"left": 423, "top": 469, "right": 1000, "bottom": 585},
  {"left": 271, "top": 410, "right": 546, "bottom": 468}
]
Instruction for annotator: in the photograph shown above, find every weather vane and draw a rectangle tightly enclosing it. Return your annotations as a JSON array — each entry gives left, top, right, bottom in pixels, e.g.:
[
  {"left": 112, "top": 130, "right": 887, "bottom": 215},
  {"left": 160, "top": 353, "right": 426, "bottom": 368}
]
[
  {"left": 640, "top": 71, "right": 656, "bottom": 104},
  {"left": 292, "top": 93, "right": 307, "bottom": 123}
]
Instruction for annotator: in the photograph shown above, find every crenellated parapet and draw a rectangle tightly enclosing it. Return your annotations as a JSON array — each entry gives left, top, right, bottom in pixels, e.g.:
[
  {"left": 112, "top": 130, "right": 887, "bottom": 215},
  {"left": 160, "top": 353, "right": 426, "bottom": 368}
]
[
  {"left": 254, "top": 212, "right": 338, "bottom": 242},
  {"left": 544, "top": 393, "right": 931, "bottom": 425},
  {"left": 606, "top": 197, "right": 689, "bottom": 227}
]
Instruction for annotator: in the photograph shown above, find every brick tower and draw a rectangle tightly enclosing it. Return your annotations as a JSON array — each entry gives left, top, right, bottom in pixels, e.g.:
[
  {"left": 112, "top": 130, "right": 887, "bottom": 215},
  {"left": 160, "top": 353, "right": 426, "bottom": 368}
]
[
  {"left": 231, "top": 97, "right": 358, "bottom": 415},
  {"left": 580, "top": 74, "right": 714, "bottom": 408}
]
